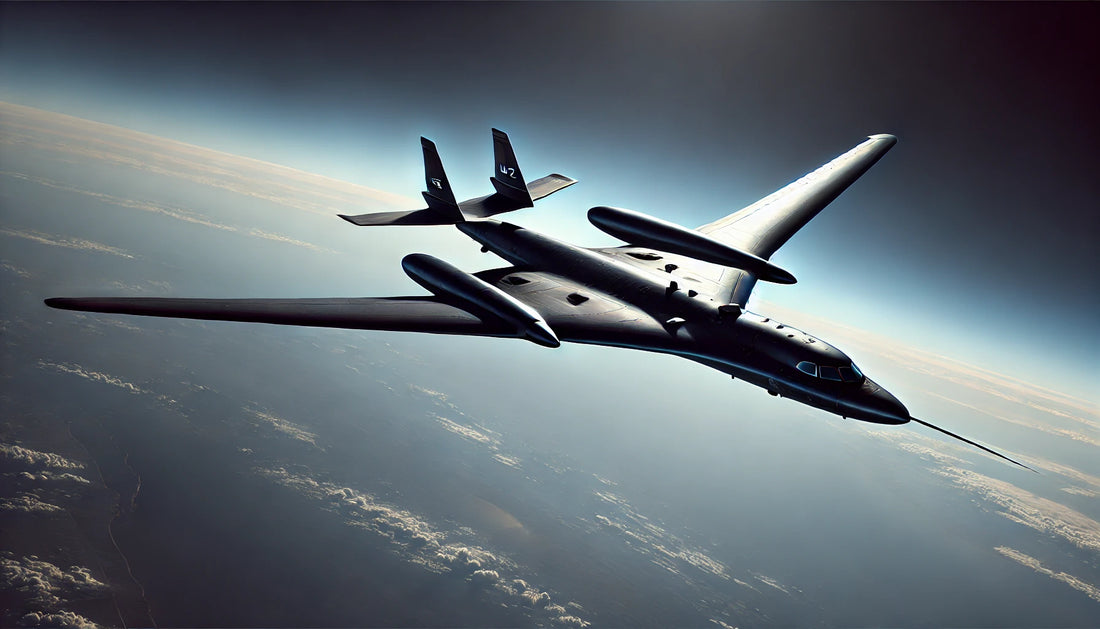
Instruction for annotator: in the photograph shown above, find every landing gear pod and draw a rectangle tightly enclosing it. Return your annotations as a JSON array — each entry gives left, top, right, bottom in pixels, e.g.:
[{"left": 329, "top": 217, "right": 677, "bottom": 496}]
[
  {"left": 401, "top": 253, "right": 560, "bottom": 348},
  {"left": 588, "top": 206, "right": 797, "bottom": 284}
]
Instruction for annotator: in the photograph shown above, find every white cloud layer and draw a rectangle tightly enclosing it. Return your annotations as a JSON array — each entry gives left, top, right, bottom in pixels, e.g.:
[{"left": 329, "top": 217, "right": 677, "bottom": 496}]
[
  {"left": 256, "top": 466, "right": 588, "bottom": 627},
  {"left": 0, "top": 445, "right": 85, "bottom": 470}
]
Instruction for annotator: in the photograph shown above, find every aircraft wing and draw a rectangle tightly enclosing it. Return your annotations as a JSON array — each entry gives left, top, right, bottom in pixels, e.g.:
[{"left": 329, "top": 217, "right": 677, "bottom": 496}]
[
  {"left": 594, "top": 134, "right": 897, "bottom": 305},
  {"left": 696, "top": 133, "right": 897, "bottom": 258},
  {"left": 45, "top": 278, "right": 675, "bottom": 349},
  {"left": 45, "top": 296, "right": 516, "bottom": 337}
]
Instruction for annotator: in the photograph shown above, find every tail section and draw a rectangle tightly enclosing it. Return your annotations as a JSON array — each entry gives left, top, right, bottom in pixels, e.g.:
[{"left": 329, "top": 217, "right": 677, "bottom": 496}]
[
  {"left": 340, "top": 129, "right": 576, "bottom": 227},
  {"left": 490, "top": 128, "right": 533, "bottom": 207},
  {"left": 420, "top": 138, "right": 463, "bottom": 220}
]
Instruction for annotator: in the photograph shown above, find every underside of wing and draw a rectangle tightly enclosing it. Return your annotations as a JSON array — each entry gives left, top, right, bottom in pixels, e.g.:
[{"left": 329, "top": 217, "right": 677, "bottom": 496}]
[
  {"left": 45, "top": 296, "right": 516, "bottom": 337},
  {"left": 697, "top": 134, "right": 897, "bottom": 259},
  {"left": 45, "top": 278, "right": 675, "bottom": 351},
  {"left": 472, "top": 268, "right": 677, "bottom": 349}
]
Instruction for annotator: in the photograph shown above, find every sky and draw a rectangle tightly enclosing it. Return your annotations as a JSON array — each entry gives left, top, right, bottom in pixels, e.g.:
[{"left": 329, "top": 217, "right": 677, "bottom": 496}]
[{"left": 1, "top": 0, "right": 1097, "bottom": 396}]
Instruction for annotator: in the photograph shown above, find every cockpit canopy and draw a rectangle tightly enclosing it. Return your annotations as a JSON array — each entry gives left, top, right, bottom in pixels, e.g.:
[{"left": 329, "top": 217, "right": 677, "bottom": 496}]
[{"left": 796, "top": 360, "right": 864, "bottom": 383}]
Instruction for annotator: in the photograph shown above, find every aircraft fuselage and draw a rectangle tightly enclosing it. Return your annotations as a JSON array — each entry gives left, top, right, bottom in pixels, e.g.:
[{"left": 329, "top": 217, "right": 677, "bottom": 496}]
[{"left": 456, "top": 219, "right": 910, "bottom": 425}]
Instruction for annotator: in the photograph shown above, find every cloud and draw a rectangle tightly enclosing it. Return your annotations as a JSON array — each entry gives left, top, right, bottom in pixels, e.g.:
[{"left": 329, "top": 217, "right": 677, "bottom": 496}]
[
  {"left": 37, "top": 360, "right": 147, "bottom": 395},
  {"left": 591, "top": 491, "right": 731, "bottom": 582},
  {"left": 17, "top": 611, "right": 101, "bottom": 629},
  {"left": 0, "top": 552, "right": 109, "bottom": 607},
  {"left": 492, "top": 453, "right": 523, "bottom": 469},
  {"left": 995, "top": 546, "right": 1100, "bottom": 603},
  {"left": 0, "top": 445, "right": 84, "bottom": 471},
  {"left": 1, "top": 260, "right": 32, "bottom": 278},
  {"left": 255, "top": 466, "right": 589, "bottom": 627},
  {"left": 753, "top": 574, "right": 792, "bottom": 595},
  {"left": 247, "top": 228, "right": 332, "bottom": 252},
  {"left": 926, "top": 391, "right": 1100, "bottom": 447},
  {"left": 10, "top": 472, "right": 90, "bottom": 485},
  {"left": 433, "top": 414, "right": 497, "bottom": 445},
  {"left": 0, "top": 494, "right": 64, "bottom": 514},
  {"left": 245, "top": 407, "right": 319, "bottom": 446},
  {"left": 0, "top": 226, "right": 133, "bottom": 259},
  {"left": 939, "top": 467, "right": 1100, "bottom": 555}
]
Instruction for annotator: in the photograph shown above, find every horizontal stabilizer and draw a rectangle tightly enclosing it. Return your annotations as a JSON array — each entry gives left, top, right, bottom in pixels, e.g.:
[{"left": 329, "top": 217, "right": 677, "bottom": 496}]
[
  {"left": 339, "top": 208, "right": 463, "bottom": 226},
  {"left": 527, "top": 173, "right": 578, "bottom": 201},
  {"left": 341, "top": 129, "right": 575, "bottom": 226}
]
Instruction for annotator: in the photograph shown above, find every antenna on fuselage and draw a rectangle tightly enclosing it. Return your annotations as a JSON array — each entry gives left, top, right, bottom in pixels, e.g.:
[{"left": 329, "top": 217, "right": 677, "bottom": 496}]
[{"left": 909, "top": 417, "right": 1037, "bottom": 473}]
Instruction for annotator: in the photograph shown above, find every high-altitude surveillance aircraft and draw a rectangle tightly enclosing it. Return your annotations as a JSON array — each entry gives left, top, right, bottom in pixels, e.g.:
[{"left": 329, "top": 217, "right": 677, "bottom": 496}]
[{"left": 46, "top": 130, "right": 1033, "bottom": 471}]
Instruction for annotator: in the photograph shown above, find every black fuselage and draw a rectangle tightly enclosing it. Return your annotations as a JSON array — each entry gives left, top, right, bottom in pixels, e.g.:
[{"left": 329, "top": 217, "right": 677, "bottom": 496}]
[{"left": 458, "top": 219, "right": 910, "bottom": 425}]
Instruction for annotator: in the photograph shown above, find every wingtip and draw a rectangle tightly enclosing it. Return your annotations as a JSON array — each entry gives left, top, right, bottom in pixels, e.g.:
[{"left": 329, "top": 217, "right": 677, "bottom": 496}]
[
  {"left": 868, "top": 133, "right": 898, "bottom": 145},
  {"left": 45, "top": 297, "right": 89, "bottom": 311}
]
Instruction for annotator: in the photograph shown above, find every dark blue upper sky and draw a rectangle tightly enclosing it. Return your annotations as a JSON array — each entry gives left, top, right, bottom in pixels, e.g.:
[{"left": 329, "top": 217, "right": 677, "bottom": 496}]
[{"left": 2, "top": 2, "right": 1097, "bottom": 394}]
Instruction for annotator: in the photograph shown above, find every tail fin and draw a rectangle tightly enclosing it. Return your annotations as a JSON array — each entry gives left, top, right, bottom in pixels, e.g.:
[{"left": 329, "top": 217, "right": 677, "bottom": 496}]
[
  {"left": 489, "top": 128, "right": 533, "bottom": 207},
  {"left": 339, "top": 129, "right": 576, "bottom": 227},
  {"left": 421, "top": 138, "right": 464, "bottom": 220}
]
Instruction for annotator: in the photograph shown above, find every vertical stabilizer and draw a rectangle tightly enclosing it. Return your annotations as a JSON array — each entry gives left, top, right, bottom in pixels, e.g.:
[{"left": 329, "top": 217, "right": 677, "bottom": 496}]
[
  {"left": 421, "top": 138, "right": 463, "bottom": 220},
  {"left": 490, "top": 128, "right": 534, "bottom": 207}
]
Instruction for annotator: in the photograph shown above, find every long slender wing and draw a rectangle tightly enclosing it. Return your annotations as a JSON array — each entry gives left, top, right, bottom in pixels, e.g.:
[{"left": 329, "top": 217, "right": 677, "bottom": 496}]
[
  {"left": 45, "top": 276, "right": 675, "bottom": 350},
  {"left": 45, "top": 296, "right": 515, "bottom": 337},
  {"left": 594, "top": 134, "right": 897, "bottom": 305},
  {"left": 697, "top": 133, "right": 897, "bottom": 258}
]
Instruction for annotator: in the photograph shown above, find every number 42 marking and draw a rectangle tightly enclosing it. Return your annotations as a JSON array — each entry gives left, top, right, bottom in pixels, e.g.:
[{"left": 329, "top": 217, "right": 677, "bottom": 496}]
[{"left": 499, "top": 164, "right": 516, "bottom": 179}]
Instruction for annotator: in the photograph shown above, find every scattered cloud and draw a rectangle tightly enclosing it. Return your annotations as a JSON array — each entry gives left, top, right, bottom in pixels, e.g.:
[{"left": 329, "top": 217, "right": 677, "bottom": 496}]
[
  {"left": 995, "top": 546, "right": 1100, "bottom": 603},
  {"left": 939, "top": 467, "right": 1100, "bottom": 555},
  {"left": 17, "top": 610, "right": 101, "bottom": 629},
  {"left": 1, "top": 552, "right": 109, "bottom": 611},
  {"left": 492, "top": 453, "right": 523, "bottom": 469},
  {"left": 0, "top": 226, "right": 133, "bottom": 259},
  {"left": 256, "top": 466, "right": 588, "bottom": 627},
  {"left": 247, "top": 228, "right": 332, "bottom": 252},
  {"left": 10, "top": 472, "right": 90, "bottom": 485},
  {"left": 245, "top": 407, "right": 319, "bottom": 447},
  {"left": 753, "top": 573, "right": 793, "bottom": 595},
  {"left": 37, "top": 360, "right": 147, "bottom": 395},
  {"left": 1, "top": 260, "right": 32, "bottom": 278},
  {"left": 0, "top": 445, "right": 84, "bottom": 471},
  {"left": 592, "top": 491, "right": 731, "bottom": 582},
  {"left": 0, "top": 494, "right": 64, "bottom": 514},
  {"left": 926, "top": 391, "right": 1100, "bottom": 447},
  {"left": 434, "top": 414, "right": 497, "bottom": 445}
]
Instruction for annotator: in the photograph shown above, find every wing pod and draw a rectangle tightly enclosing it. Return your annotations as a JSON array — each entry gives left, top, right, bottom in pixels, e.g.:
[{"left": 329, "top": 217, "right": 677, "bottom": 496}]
[
  {"left": 401, "top": 253, "right": 560, "bottom": 348},
  {"left": 588, "top": 206, "right": 797, "bottom": 284},
  {"left": 340, "top": 130, "right": 576, "bottom": 227}
]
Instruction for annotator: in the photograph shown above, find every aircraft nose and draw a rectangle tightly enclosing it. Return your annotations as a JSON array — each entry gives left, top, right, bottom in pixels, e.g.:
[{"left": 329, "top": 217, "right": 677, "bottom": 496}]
[{"left": 841, "top": 379, "right": 910, "bottom": 425}]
